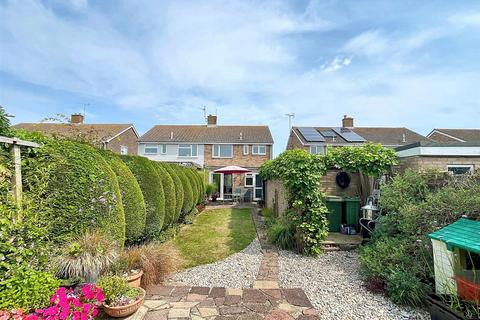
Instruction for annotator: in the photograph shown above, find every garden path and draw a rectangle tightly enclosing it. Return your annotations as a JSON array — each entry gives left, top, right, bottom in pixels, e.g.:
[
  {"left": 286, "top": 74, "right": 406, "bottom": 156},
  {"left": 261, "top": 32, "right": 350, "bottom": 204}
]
[{"left": 130, "top": 206, "right": 319, "bottom": 320}]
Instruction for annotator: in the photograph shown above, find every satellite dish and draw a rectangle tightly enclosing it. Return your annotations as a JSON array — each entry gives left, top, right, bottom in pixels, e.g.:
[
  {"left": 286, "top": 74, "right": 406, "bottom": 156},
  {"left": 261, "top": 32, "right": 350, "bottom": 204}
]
[{"left": 336, "top": 171, "right": 351, "bottom": 189}]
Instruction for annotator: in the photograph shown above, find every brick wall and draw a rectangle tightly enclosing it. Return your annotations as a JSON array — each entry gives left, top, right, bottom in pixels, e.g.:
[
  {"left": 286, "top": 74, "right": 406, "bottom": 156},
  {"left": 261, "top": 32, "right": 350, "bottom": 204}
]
[
  {"left": 106, "top": 127, "right": 138, "bottom": 155},
  {"left": 286, "top": 130, "right": 307, "bottom": 150},
  {"left": 396, "top": 155, "right": 480, "bottom": 173},
  {"left": 204, "top": 144, "right": 271, "bottom": 169}
]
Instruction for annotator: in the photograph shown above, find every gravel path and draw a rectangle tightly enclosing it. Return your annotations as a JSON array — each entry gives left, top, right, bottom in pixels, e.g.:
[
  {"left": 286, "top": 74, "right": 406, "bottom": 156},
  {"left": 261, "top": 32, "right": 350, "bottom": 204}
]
[
  {"left": 279, "top": 250, "right": 429, "bottom": 320},
  {"left": 170, "top": 238, "right": 262, "bottom": 288}
]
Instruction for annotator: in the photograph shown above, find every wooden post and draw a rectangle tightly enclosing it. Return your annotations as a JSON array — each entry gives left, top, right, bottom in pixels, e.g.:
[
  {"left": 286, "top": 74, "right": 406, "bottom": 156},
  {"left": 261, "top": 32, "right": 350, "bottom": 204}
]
[{"left": 11, "top": 143, "right": 23, "bottom": 222}]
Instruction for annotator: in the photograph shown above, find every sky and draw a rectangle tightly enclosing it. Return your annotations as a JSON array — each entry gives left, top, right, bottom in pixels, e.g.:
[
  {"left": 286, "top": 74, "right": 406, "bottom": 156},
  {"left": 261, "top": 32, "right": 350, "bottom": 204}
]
[{"left": 1, "top": 0, "right": 480, "bottom": 155}]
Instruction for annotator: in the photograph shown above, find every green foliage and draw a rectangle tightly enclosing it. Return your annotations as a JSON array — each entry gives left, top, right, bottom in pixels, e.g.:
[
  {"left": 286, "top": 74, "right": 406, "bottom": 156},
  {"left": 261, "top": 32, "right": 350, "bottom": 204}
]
[
  {"left": 260, "top": 149, "right": 328, "bottom": 255},
  {"left": 205, "top": 183, "right": 218, "bottom": 196},
  {"left": 194, "top": 169, "right": 206, "bottom": 203},
  {"left": 174, "top": 165, "right": 194, "bottom": 215},
  {"left": 161, "top": 163, "right": 184, "bottom": 223},
  {"left": 122, "top": 155, "right": 165, "bottom": 238},
  {"left": 97, "top": 275, "right": 137, "bottom": 306},
  {"left": 153, "top": 162, "right": 176, "bottom": 228},
  {"left": 186, "top": 168, "right": 200, "bottom": 205},
  {"left": 0, "top": 267, "right": 59, "bottom": 313},
  {"left": 0, "top": 106, "right": 13, "bottom": 137},
  {"left": 267, "top": 217, "right": 297, "bottom": 250},
  {"left": 22, "top": 137, "right": 125, "bottom": 245},
  {"left": 360, "top": 171, "right": 480, "bottom": 307},
  {"left": 102, "top": 151, "right": 146, "bottom": 244},
  {"left": 326, "top": 143, "right": 398, "bottom": 177}
]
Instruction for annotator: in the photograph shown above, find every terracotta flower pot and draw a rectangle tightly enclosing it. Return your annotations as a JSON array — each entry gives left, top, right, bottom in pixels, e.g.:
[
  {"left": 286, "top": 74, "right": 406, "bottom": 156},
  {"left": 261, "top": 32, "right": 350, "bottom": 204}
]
[
  {"left": 125, "top": 270, "right": 143, "bottom": 288},
  {"left": 102, "top": 287, "right": 146, "bottom": 318}
]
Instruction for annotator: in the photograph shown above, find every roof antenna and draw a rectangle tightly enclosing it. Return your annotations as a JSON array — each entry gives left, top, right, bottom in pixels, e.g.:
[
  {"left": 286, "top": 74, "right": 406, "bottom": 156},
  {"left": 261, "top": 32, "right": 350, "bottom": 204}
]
[
  {"left": 200, "top": 106, "right": 207, "bottom": 122},
  {"left": 285, "top": 113, "right": 295, "bottom": 130},
  {"left": 82, "top": 103, "right": 90, "bottom": 121}
]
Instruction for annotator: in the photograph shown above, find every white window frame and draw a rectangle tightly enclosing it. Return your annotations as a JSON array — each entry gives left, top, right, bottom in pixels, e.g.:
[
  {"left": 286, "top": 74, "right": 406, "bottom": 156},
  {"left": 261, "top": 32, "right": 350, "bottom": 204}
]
[
  {"left": 120, "top": 145, "right": 128, "bottom": 155},
  {"left": 160, "top": 144, "right": 167, "bottom": 155},
  {"left": 178, "top": 144, "right": 198, "bottom": 157},
  {"left": 310, "top": 145, "right": 324, "bottom": 155},
  {"left": 245, "top": 173, "right": 254, "bottom": 187},
  {"left": 447, "top": 164, "right": 474, "bottom": 175},
  {"left": 144, "top": 143, "right": 158, "bottom": 154},
  {"left": 252, "top": 144, "right": 266, "bottom": 155},
  {"left": 212, "top": 144, "right": 233, "bottom": 158},
  {"left": 243, "top": 144, "right": 249, "bottom": 155}
]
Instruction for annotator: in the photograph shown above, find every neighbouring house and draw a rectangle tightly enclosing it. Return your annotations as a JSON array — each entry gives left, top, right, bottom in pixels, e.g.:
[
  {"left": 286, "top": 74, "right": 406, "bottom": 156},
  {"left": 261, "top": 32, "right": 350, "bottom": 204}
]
[
  {"left": 396, "top": 141, "right": 480, "bottom": 175},
  {"left": 138, "top": 115, "right": 274, "bottom": 201},
  {"left": 427, "top": 128, "right": 480, "bottom": 143},
  {"left": 12, "top": 114, "right": 139, "bottom": 155}
]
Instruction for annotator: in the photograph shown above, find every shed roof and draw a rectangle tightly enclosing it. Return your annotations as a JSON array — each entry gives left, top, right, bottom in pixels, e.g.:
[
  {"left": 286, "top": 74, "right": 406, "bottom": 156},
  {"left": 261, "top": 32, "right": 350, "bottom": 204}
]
[{"left": 428, "top": 218, "right": 480, "bottom": 254}]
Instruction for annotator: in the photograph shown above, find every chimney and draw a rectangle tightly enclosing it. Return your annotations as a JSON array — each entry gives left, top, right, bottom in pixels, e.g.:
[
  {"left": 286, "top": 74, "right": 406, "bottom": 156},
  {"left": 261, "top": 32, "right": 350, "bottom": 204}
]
[
  {"left": 342, "top": 115, "right": 354, "bottom": 128},
  {"left": 207, "top": 114, "right": 217, "bottom": 127},
  {"left": 71, "top": 113, "right": 84, "bottom": 124}
]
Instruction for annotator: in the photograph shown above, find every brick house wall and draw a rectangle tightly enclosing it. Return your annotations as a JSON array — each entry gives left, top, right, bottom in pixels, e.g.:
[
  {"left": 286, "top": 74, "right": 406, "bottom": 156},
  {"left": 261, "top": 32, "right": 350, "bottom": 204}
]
[
  {"left": 428, "top": 131, "right": 459, "bottom": 143},
  {"left": 105, "top": 127, "right": 138, "bottom": 155},
  {"left": 395, "top": 155, "right": 480, "bottom": 173},
  {"left": 286, "top": 130, "right": 308, "bottom": 151},
  {"left": 204, "top": 144, "right": 272, "bottom": 169}
]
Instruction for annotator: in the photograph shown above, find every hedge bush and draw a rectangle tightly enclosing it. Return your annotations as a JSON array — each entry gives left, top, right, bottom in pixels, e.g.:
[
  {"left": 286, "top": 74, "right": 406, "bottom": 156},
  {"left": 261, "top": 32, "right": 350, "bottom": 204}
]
[
  {"left": 193, "top": 169, "right": 206, "bottom": 203},
  {"left": 173, "top": 165, "right": 194, "bottom": 215},
  {"left": 122, "top": 155, "right": 165, "bottom": 238},
  {"left": 186, "top": 168, "right": 200, "bottom": 205},
  {"left": 22, "top": 137, "right": 126, "bottom": 245},
  {"left": 161, "top": 163, "right": 184, "bottom": 223},
  {"left": 101, "top": 151, "right": 146, "bottom": 244},
  {"left": 153, "top": 162, "right": 176, "bottom": 227}
]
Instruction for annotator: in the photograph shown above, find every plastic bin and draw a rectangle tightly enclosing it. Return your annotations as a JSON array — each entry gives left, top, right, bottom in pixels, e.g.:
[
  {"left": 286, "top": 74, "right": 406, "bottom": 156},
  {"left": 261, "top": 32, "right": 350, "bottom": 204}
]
[
  {"left": 344, "top": 197, "right": 361, "bottom": 230},
  {"left": 326, "top": 196, "right": 343, "bottom": 232},
  {"left": 455, "top": 276, "right": 480, "bottom": 305}
]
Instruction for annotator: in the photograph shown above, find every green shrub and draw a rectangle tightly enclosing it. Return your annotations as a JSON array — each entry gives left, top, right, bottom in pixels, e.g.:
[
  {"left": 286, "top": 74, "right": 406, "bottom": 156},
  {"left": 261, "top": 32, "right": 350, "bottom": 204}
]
[
  {"left": 195, "top": 169, "right": 206, "bottom": 203},
  {"left": 0, "top": 267, "right": 60, "bottom": 313},
  {"left": 122, "top": 155, "right": 165, "bottom": 238},
  {"left": 97, "top": 275, "right": 137, "bottom": 306},
  {"left": 153, "top": 162, "right": 176, "bottom": 227},
  {"left": 267, "top": 217, "right": 297, "bottom": 250},
  {"left": 22, "top": 137, "right": 125, "bottom": 245},
  {"left": 205, "top": 183, "right": 217, "bottom": 196},
  {"left": 101, "top": 151, "right": 146, "bottom": 244},
  {"left": 174, "top": 165, "right": 194, "bottom": 215},
  {"left": 185, "top": 168, "right": 200, "bottom": 206},
  {"left": 386, "top": 270, "right": 431, "bottom": 306},
  {"left": 161, "top": 163, "right": 184, "bottom": 223}
]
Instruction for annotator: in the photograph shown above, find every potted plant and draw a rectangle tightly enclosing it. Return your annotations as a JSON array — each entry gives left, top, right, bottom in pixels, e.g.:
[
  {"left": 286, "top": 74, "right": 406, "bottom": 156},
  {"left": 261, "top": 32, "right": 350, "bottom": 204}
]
[
  {"left": 205, "top": 183, "right": 218, "bottom": 202},
  {"left": 427, "top": 294, "right": 480, "bottom": 320},
  {"left": 55, "top": 230, "right": 119, "bottom": 283},
  {"left": 97, "top": 275, "right": 146, "bottom": 318},
  {"left": 108, "top": 251, "right": 144, "bottom": 288}
]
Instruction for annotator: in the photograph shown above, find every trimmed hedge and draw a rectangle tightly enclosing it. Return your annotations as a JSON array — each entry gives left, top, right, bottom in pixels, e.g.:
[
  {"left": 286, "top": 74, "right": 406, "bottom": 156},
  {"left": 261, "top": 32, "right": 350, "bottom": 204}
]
[
  {"left": 161, "top": 163, "right": 184, "bottom": 223},
  {"left": 173, "top": 165, "right": 194, "bottom": 215},
  {"left": 153, "top": 162, "right": 176, "bottom": 228},
  {"left": 122, "top": 155, "right": 165, "bottom": 238},
  {"left": 186, "top": 168, "right": 200, "bottom": 205},
  {"left": 22, "top": 138, "right": 126, "bottom": 245},
  {"left": 102, "top": 151, "right": 146, "bottom": 244}
]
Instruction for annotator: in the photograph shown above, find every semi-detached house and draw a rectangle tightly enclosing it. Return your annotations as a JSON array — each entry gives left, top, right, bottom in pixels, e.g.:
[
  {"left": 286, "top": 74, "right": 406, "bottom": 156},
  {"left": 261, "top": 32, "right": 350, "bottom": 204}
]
[{"left": 138, "top": 115, "right": 274, "bottom": 201}]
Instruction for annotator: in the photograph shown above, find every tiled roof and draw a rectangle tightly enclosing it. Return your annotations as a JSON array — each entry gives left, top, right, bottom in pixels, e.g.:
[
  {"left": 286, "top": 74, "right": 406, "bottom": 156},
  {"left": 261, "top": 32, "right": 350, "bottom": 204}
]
[
  {"left": 138, "top": 125, "right": 273, "bottom": 144},
  {"left": 428, "top": 218, "right": 480, "bottom": 254},
  {"left": 293, "top": 126, "right": 427, "bottom": 146},
  {"left": 12, "top": 123, "right": 135, "bottom": 142},
  {"left": 431, "top": 129, "right": 480, "bottom": 142}
]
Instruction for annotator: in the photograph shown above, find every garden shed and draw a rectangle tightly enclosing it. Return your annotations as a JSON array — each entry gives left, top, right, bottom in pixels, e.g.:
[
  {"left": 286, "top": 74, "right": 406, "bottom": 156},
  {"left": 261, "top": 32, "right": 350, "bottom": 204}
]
[{"left": 428, "top": 218, "right": 480, "bottom": 303}]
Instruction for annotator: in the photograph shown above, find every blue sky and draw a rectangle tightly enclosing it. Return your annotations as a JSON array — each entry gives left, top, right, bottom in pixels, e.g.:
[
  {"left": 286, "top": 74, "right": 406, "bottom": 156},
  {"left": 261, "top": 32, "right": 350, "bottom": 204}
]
[{"left": 1, "top": 0, "right": 480, "bottom": 155}]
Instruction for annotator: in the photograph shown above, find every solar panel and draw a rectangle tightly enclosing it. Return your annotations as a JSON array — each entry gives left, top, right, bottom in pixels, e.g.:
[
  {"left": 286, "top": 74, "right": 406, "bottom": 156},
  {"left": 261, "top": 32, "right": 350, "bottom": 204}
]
[
  {"left": 320, "top": 130, "right": 337, "bottom": 138},
  {"left": 297, "top": 127, "right": 325, "bottom": 142},
  {"left": 332, "top": 127, "right": 366, "bottom": 142}
]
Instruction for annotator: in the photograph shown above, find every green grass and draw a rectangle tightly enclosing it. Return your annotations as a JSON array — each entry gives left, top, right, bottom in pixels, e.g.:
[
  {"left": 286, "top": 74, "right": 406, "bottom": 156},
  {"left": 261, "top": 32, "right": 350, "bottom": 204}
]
[{"left": 173, "top": 208, "right": 256, "bottom": 268}]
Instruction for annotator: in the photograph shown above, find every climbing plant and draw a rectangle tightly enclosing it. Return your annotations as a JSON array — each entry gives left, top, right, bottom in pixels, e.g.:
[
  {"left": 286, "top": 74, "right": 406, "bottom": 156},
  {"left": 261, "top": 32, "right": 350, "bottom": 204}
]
[{"left": 260, "top": 149, "right": 328, "bottom": 255}]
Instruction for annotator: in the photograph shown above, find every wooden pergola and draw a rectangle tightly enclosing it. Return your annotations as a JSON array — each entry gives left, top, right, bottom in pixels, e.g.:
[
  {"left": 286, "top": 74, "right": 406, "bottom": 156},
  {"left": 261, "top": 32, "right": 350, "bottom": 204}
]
[{"left": 0, "top": 136, "right": 40, "bottom": 222}]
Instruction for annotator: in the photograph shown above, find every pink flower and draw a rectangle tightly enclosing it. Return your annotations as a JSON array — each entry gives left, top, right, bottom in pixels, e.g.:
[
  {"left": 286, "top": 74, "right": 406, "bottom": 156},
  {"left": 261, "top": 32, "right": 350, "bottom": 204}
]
[
  {"left": 81, "top": 285, "right": 94, "bottom": 300},
  {"left": 0, "top": 311, "right": 10, "bottom": 320},
  {"left": 72, "top": 311, "right": 81, "bottom": 320}
]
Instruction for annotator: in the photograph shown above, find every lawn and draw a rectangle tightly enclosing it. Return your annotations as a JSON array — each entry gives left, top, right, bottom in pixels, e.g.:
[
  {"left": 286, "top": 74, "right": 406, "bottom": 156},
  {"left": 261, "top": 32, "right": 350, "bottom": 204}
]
[{"left": 173, "top": 208, "right": 256, "bottom": 268}]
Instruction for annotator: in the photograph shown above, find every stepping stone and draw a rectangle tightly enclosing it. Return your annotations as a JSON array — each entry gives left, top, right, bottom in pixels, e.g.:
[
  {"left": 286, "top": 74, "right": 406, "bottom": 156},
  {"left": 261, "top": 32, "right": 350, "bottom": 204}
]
[
  {"left": 253, "top": 280, "right": 279, "bottom": 289},
  {"left": 226, "top": 288, "right": 243, "bottom": 296},
  {"left": 147, "top": 285, "right": 174, "bottom": 296},
  {"left": 243, "top": 302, "right": 272, "bottom": 314},
  {"left": 209, "top": 287, "right": 226, "bottom": 298},
  {"left": 198, "top": 307, "right": 219, "bottom": 317},
  {"left": 282, "top": 288, "right": 313, "bottom": 308},
  {"left": 243, "top": 289, "right": 267, "bottom": 303},
  {"left": 219, "top": 306, "right": 245, "bottom": 315},
  {"left": 170, "top": 302, "right": 199, "bottom": 308},
  {"left": 170, "top": 286, "right": 191, "bottom": 297},
  {"left": 264, "top": 310, "right": 294, "bottom": 320},
  {"left": 261, "top": 289, "right": 282, "bottom": 301},
  {"left": 237, "top": 312, "right": 264, "bottom": 320},
  {"left": 303, "top": 308, "right": 318, "bottom": 316},
  {"left": 124, "top": 306, "right": 149, "bottom": 320},
  {"left": 224, "top": 295, "right": 241, "bottom": 305},
  {"left": 190, "top": 286, "right": 210, "bottom": 295},
  {"left": 186, "top": 293, "right": 208, "bottom": 302},
  {"left": 144, "top": 309, "right": 169, "bottom": 320},
  {"left": 168, "top": 308, "right": 190, "bottom": 319},
  {"left": 144, "top": 300, "right": 169, "bottom": 310},
  {"left": 278, "top": 303, "right": 305, "bottom": 318}
]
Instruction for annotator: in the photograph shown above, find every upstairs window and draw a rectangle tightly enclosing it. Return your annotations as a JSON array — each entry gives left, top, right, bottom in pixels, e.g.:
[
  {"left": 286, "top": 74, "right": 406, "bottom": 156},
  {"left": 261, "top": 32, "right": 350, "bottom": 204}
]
[
  {"left": 310, "top": 145, "right": 324, "bottom": 155},
  {"left": 447, "top": 165, "right": 474, "bottom": 175},
  {"left": 144, "top": 144, "right": 158, "bottom": 154},
  {"left": 213, "top": 144, "right": 233, "bottom": 158},
  {"left": 120, "top": 145, "right": 128, "bottom": 155},
  {"left": 178, "top": 144, "right": 197, "bottom": 157},
  {"left": 252, "top": 144, "right": 266, "bottom": 155}
]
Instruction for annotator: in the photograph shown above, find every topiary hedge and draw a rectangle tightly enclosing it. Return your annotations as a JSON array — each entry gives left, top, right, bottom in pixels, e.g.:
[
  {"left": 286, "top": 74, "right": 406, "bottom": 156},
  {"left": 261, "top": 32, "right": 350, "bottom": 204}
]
[
  {"left": 21, "top": 137, "right": 126, "bottom": 246},
  {"left": 101, "top": 151, "right": 146, "bottom": 244},
  {"left": 173, "top": 165, "right": 194, "bottom": 215},
  {"left": 161, "top": 163, "right": 184, "bottom": 223},
  {"left": 122, "top": 155, "right": 165, "bottom": 238},
  {"left": 186, "top": 168, "right": 200, "bottom": 205},
  {"left": 192, "top": 169, "right": 205, "bottom": 204},
  {"left": 152, "top": 162, "right": 176, "bottom": 228}
]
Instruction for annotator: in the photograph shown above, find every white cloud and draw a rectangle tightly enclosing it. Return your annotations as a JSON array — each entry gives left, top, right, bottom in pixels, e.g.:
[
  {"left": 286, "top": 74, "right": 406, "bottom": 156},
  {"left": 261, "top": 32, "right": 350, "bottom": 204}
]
[
  {"left": 321, "top": 56, "right": 352, "bottom": 72},
  {"left": 344, "top": 30, "right": 390, "bottom": 57},
  {"left": 449, "top": 12, "right": 480, "bottom": 28}
]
